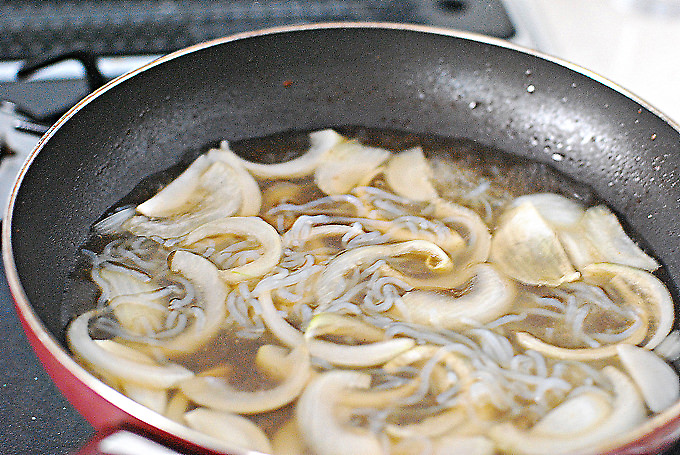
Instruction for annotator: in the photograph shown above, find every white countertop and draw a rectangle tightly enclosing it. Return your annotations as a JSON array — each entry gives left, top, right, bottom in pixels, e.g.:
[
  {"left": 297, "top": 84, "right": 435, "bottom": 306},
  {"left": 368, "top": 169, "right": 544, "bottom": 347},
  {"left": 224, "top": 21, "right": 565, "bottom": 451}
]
[{"left": 505, "top": 0, "right": 680, "bottom": 125}]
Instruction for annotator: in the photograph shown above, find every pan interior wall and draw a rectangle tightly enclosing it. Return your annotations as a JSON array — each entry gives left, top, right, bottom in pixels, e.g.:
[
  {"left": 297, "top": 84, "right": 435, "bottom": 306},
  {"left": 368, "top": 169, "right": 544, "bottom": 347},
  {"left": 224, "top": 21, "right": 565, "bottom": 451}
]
[{"left": 8, "top": 26, "right": 680, "bottom": 341}]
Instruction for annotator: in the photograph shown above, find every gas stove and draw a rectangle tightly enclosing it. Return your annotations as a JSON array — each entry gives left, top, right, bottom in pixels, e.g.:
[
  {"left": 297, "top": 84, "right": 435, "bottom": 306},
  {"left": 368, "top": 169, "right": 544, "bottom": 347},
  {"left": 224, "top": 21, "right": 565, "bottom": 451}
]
[{"left": 1, "top": 1, "right": 679, "bottom": 454}]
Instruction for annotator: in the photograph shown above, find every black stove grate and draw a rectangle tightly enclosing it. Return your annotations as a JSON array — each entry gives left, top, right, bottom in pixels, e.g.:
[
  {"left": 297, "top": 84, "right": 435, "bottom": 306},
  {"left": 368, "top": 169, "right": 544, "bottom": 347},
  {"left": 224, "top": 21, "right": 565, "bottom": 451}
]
[{"left": 0, "top": 0, "right": 515, "bottom": 61}]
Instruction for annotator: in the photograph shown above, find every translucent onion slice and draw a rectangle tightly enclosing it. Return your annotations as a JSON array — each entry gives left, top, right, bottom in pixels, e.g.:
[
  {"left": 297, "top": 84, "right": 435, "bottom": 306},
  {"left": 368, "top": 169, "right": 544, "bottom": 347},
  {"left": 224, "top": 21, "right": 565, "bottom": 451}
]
[
  {"left": 164, "top": 391, "right": 190, "bottom": 423},
  {"left": 97, "top": 267, "right": 166, "bottom": 337},
  {"left": 490, "top": 367, "right": 646, "bottom": 455},
  {"left": 125, "top": 161, "right": 243, "bottom": 239},
  {"left": 584, "top": 206, "right": 659, "bottom": 270},
  {"left": 510, "top": 193, "right": 584, "bottom": 228},
  {"left": 530, "top": 390, "right": 611, "bottom": 435},
  {"left": 341, "top": 379, "right": 421, "bottom": 409},
  {"left": 296, "top": 371, "right": 383, "bottom": 455},
  {"left": 282, "top": 223, "right": 354, "bottom": 252},
  {"left": 511, "top": 194, "right": 660, "bottom": 273},
  {"left": 183, "top": 408, "right": 273, "bottom": 454},
  {"left": 272, "top": 418, "right": 307, "bottom": 455},
  {"left": 490, "top": 202, "right": 580, "bottom": 286},
  {"left": 654, "top": 330, "right": 680, "bottom": 362},
  {"left": 359, "top": 217, "right": 466, "bottom": 269},
  {"left": 390, "top": 264, "right": 516, "bottom": 330},
  {"left": 315, "top": 240, "right": 453, "bottom": 307},
  {"left": 305, "top": 313, "right": 385, "bottom": 343},
  {"left": 136, "top": 153, "right": 220, "bottom": 218},
  {"left": 136, "top": 146, "right": 262, "bottom": 218},
  {"left": 121, "top": 382, "right": 168, "bottom": 414},
  {"left": 515, "top": 327, "right": 647, "bottom": 361},
  {"left": 582, "top": 262, "right": 674, "bottom": 349},
  {"left": 180, "top": 344, "right": 310, "bottom": 414},
  {"left": 255, "top": 344, "right": 296, "bottom": 381},
  {"left": 309, "top": 338, "right": 416, "bottom": 368},
  {"left": 429, "top": 198, "right": 491, "bottom": 266},
  {"left": 384, "top": 147, "right": 438, "bottom": 201},
  {"left": 210, "top": 152, "right": 263, "bottom": 217},
  {"left": 67, "top": 318, "right": 193, "bottom": 389},
  {"left": 559, "top": 206, "right": 660, "bottom": 272},
  {"left": 391, "top": 436, "right": 495, "bottom": 455},
  {"left": 617, "top": 344, "right": 680, "bottom": 413},
  {"left": 258, "top": 290, "right": 415, "bottom": 367},
  {"left": 383, "top": 345, "right": 443, "bottom": 373},
  {"left": 314, "top": 140, "right": 391, "bottom": 195},
  {"left": 156, "top": 250, "right": 229, "bottom": 355},
  {"left": 181, "top": 216, "right": 282, "bottom": 283},
  {"left": 257, "top": 289, "right": 305, "bottom": 347},
  {"left": 385, "top": 407, "right": 466, "bottom": 438},
  {"left": 217, "top": 129, "right": 345, "bottom": 179}
]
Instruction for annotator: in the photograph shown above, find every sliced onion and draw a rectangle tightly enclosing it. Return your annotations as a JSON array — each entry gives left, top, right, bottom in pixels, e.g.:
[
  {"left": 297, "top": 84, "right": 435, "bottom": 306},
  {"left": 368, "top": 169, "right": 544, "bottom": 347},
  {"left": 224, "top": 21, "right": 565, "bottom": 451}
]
[
  {"left": 209, "top": 150, "right": 263, "bottom": 217},
  {"left": 181, "top": 216, "right": 282, "bottom": 283},
  {"left": 490, "top": 367, "right": 645, "bottom": 455},
  {"left": 582, "top": 262, "right": 674, "bottom": 349},
  {"left": 180, "top": 344, "right": 310, "bottom": 414},
  {"left": 384, "top": 147, "right": 438, "bottom": 201},
  {"left": 121, "top": 382, "right": 168, "bottom": 414},
  {"left": 390, "top": 264, "right": 516, "bottom": 330},
  {"left": 296, "top": 370, "right": 383, "bottom": 455},
  {"left": 67, "top": 316, "right": 193, "bottom": 389},
  {"left": 164, "top": 391, "right": 190, "bottom": 423},
  {"left": 309, "top": 338, "right": 416, "bottom": 368},
  {"left": 217, "top": 129, "right": 345, "bottom": 180},
  {"left": 257, "top": 289, "right": 306, "bottom": 347},
  {"left": 386, "top": 407, "right": 466, "bottom": 438},
  {"left": 510, "top": 193, "right": 584, "bottom": 228},
  {"left": 341, "top": 378, "right": 421, "bottom": 408},
  {"left": 154, "top": 250, "right": 228, "bottom": 355},
  {"left": 258, "top": 290, "right": 415, "bottom": 367},
  {"left": 136, "top": 153, "right": 218, "bottom": 218},
  {"left": 531, "top": 390, "right": 611, "bottom": 435},
  {"left": 272, "top": 418, "right": 307, "bottom": 455},
  {"left": 315, "top": 240, "right": 453, "bottom": 307},
  {"left": 617, "top": 344, "right": 680, "bottom": 413},
  {"left": 515, "top": 329, "right": 647, "bottom": 361},
  {"left": 126, "top": 161, "right": 243, "bottom": 239},
  {"left": 183, "top": 408, "right": 272, "bottom": 454},
  {"left": 580, "top": 206, "right": 659, "bottom": 271},
  {"left": 98, "top": 267, "right": 166, "bottom": 337},
  {"left": 490, "top": 202, "right": 580, "bottom": 286},
  {"left": 255, "top": 344, "right": 296, "bottom": 381},
  {"left": 305, "top": 313, "right": 385, "bottom": 343},
  {"left": 314, "top": 140, "right": 391, "bottom": 195},
  {"left": 429, "top": 198, "right": 491, "bottom": 267}
]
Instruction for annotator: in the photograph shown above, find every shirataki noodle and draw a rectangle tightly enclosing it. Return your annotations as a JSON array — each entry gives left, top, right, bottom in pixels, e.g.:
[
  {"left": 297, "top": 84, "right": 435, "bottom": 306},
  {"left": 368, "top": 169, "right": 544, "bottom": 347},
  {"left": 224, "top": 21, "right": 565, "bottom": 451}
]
[{"left": 67, "top": 129, "right": 680, "bottom": 455}]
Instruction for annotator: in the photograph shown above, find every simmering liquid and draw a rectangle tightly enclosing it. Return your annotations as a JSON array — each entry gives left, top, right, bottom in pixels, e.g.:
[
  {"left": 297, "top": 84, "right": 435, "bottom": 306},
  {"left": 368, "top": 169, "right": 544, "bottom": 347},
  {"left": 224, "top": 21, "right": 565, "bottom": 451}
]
[{"left": 65, "top": 128, "right": 678, "bottom": 455}]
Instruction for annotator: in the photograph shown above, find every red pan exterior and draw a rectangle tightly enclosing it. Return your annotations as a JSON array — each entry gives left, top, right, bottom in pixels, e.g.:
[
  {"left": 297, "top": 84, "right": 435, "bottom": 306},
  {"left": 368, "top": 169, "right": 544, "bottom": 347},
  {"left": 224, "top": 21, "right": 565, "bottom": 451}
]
[{"left": 4, "top": 23, "right": 680, "bottom": 454}]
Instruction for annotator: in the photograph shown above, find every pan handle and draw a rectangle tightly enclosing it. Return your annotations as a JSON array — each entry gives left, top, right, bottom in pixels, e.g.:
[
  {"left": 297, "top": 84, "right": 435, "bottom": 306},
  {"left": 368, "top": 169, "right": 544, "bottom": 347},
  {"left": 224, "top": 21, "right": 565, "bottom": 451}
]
[{"left": 72, "top": 429, "right": 187, "bottom": 455}]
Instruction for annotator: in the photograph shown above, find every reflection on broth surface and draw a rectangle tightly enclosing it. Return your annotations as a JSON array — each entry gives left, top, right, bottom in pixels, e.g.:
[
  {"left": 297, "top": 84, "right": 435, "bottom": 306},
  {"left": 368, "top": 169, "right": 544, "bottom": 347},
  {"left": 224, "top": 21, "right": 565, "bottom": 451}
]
[{"left": 67, "top": 128, "right": 679, "bottom": 455}]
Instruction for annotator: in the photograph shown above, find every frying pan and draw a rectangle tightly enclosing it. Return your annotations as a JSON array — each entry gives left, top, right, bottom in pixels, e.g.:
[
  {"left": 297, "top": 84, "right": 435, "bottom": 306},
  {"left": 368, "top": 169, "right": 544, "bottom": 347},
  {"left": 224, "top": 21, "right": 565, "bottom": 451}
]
[{"left": 3, "top": 23, "right": 680, "bottom": 455}]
